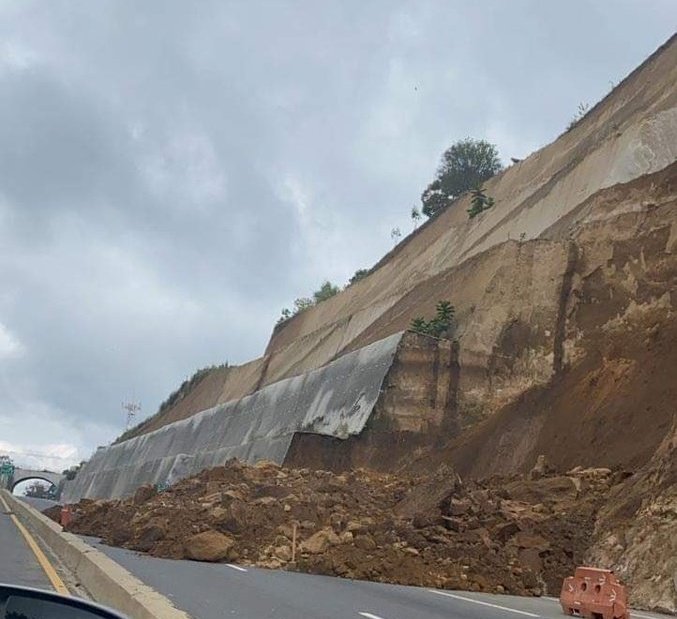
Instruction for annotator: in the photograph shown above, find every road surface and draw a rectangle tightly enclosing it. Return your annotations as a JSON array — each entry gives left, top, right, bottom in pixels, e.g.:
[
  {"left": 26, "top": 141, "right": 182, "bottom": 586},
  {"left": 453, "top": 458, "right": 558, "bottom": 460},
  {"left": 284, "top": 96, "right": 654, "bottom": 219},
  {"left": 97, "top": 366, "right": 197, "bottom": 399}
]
[
  {"left": 0, "top": 495, "right": 53, "bottom": 590},
  {"left": 20, "top": 496, "right": 60, "bottom": 511},
  {"left": 81, "top": 536, "right": 669, "bottom": 619}
]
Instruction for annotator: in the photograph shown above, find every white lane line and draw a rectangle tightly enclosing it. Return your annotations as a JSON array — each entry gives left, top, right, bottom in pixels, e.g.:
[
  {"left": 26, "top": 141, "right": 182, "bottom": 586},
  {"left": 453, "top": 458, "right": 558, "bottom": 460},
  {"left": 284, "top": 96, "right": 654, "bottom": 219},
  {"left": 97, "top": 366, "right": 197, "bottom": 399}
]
[
  {"left": 226, "top": 563, "right": 248, "bottom": 572},
  {"left": 358, "top": 613, "right": 386, "bottom": 619},
  {"left": 632, "top": 614, "right": 661, "bottom": 619},
  {"left": 428, "top": 590, "right": 540, "bottom": 617}
]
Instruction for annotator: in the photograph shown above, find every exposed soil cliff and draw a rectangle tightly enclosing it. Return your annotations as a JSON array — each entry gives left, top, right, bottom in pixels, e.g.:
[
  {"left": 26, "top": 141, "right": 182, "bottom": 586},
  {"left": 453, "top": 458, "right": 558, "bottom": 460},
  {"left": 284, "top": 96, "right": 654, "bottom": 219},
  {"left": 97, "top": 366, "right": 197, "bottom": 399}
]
[
  {"left": 99, "top": 36, "right": 677, "bottom": 612},
  {"left": 282, "top": 164, "right": 676, "bottom": 483},
  {"left": 127, "top": 35, "right": 677, "bottom": 445},
  {"left": 587, "top": 417, "right": 677, "bottom": 613}
]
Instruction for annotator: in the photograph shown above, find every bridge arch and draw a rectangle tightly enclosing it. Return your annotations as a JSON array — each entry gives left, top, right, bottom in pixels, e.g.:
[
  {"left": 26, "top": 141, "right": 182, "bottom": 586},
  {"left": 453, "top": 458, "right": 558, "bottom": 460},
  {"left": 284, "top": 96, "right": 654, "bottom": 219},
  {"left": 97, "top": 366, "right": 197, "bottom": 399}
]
[
  {"left": 9, "top": 468, "right": 65, "bottom": 498},
  {"left": 12, "top": 476, "right": 57, "bottom": 491}
]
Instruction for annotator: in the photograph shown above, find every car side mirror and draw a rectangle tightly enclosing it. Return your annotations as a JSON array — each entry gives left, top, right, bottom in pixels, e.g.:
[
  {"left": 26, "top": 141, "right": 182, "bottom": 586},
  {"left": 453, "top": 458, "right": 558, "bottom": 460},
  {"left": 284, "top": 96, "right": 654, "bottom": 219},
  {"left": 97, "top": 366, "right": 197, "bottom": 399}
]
[{"left": 0, "top": 585, "right": 127, "bottom": 618}]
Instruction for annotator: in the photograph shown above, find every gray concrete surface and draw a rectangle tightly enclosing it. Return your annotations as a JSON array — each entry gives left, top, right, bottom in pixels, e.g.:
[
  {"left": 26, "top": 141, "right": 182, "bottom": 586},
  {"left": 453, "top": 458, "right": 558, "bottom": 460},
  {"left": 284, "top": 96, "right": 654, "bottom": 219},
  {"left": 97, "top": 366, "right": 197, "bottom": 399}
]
[
  {"left": 64, "top": 333, "right": 404, "bottom": 503},
  {"left": 0, "top": 497, "right": 52, "bottom": 590},
  {"left": 80, "top": 537, "right": 671, "bottom": 619}
]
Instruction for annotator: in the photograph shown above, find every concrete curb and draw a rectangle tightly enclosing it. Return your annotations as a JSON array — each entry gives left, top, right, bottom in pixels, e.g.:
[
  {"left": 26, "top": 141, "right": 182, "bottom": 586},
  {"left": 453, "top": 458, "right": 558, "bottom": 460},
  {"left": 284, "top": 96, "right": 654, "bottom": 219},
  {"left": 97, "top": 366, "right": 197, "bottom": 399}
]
[{"left": 1, "top": 490, "right": 191, "bottom": 619}]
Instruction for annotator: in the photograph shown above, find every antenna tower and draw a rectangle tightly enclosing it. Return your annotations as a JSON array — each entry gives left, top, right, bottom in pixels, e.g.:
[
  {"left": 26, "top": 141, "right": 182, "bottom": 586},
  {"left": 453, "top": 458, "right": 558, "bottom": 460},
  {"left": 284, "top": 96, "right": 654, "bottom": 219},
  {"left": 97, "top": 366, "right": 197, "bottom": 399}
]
[{"left": 122, "top": 401, "right": 141, "bottom": 430}]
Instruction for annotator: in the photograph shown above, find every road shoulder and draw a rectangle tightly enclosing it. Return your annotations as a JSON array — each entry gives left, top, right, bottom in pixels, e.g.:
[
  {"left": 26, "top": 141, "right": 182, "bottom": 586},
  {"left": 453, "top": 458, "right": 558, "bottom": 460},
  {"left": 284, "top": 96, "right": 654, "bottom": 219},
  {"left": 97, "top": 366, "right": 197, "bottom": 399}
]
[{"left": 1, "top": 490, "right": 190, "bottom": 619}]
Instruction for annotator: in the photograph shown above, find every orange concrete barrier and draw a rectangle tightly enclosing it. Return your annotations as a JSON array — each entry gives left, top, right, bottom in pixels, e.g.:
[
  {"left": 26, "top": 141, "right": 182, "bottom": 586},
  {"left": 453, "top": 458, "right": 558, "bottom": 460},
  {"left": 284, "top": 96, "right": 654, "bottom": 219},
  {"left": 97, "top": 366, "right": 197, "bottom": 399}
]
[
  {"left": 60, "top": 505, "right": 72, "bottom": 527},
  {"left": 560, "top": 567, "right": 629, "bottom": 619}
]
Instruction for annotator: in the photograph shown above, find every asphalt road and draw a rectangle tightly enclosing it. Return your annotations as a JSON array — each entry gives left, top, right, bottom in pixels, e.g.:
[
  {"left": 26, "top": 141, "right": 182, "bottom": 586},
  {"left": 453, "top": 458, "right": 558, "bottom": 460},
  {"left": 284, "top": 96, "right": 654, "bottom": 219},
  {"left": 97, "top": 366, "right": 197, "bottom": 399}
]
[
  {"left": 0, "top": 495, "right": 53, "bottom": 590},
  {"left": 20, "top": 496, "right": 60, "bottom": 511},
  {"left": 2, "top": 495, "right": 670, "bottom": 619},
  {"left": 80, "top": 536, "right": 670, "bottom": 619}
]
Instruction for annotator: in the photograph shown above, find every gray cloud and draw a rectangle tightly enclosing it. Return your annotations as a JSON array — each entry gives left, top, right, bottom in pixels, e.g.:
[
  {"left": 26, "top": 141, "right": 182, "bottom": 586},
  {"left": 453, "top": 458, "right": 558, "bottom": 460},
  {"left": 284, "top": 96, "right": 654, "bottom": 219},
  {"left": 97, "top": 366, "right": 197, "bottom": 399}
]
[{"left": 0, "top": 0, "right": 674, "bottom": 467}]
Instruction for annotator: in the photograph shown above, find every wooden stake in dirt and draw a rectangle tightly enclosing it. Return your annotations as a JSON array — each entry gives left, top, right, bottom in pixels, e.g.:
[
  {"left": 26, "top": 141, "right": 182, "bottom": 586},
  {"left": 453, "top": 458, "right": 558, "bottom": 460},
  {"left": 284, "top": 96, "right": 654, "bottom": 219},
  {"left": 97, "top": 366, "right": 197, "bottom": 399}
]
[{"left": 291, "top": 522, "right": 297, "bottom": 563}]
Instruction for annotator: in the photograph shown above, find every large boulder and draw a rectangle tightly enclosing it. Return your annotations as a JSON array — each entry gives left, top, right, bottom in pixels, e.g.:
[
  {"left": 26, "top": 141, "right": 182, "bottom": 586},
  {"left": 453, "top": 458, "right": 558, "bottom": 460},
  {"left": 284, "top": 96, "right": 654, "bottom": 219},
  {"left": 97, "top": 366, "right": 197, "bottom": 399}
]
[
  {"left": 183, "top": 530, "right": 236, "bottom": 562},
  {"left": 136, "top": 524, "right": 166, "bottom": 552},
  {"left": 300, "top": 527, "right": 341, "bottom": 554}
]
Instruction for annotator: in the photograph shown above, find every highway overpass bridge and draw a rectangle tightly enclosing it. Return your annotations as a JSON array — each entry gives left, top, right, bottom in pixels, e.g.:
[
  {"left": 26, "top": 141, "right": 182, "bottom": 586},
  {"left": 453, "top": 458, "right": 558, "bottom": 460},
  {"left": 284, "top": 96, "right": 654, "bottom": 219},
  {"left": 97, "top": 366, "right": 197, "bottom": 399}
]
[{"left": 0, "top": 466, "right": 65, "bottom": 497}]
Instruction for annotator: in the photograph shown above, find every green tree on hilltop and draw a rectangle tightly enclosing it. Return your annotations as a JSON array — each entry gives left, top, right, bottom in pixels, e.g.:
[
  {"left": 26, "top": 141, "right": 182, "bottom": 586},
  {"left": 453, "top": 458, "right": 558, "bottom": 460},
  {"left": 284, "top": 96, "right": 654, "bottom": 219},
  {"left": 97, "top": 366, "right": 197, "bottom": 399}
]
[
  {"left": 313, "top": 281, "right": 340, "bottom": 303},
  {"left": 421, "top": 138, "right": 502, "bottom": 218},
  {"left": 349, "top": 269, "right": 369, "bottom": 285}
]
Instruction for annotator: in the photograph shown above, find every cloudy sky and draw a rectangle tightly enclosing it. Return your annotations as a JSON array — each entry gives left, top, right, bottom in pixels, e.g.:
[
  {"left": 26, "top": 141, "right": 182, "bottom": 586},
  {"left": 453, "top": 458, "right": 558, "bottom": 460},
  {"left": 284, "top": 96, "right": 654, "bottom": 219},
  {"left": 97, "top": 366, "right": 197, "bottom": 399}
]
[{"left": 0, "top": 1, "right": 674, "bottom": 471}]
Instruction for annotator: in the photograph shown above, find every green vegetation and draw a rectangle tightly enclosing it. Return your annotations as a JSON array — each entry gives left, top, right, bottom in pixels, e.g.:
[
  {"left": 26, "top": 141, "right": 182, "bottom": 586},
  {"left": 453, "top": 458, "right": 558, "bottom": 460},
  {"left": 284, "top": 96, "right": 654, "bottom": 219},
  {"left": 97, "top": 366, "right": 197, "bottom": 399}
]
[
  {"left": 277, "top": 268, "right": 377, "bottom": 324},
  {"left": 62, "top": 461, "right": 85, "bottom": 480},
  {"left": 467, "top": 186, "right": 495, "bottom": 219},
  {"left": 278, "top": 280, "right": 341, "bottom": 324},
  {"left": 293, "top": 297, "right": 314, "bottom": 312},
  {"left": 411, "top": 206, "right": 422, "bottom": 227},
  {"left": 313, "top": 281, "right": 340, "bottom": 303},
  {"left": 421, "top": 138, "right": 502, "bottom": 218},
  {"left": 567, "top": 102, "right": 590, "bottom": 131},
  {"left": 410, "top": 300, "right": 456, "bottom": 339},
  {"left": 410, "top": 317, "right": 428, "bottom": 333},
  {"left": 349, "top": 268, "right": 369, "bottom": 285},
  {"left": 158, "top": 366, "right": 221, "bottom": 414}
]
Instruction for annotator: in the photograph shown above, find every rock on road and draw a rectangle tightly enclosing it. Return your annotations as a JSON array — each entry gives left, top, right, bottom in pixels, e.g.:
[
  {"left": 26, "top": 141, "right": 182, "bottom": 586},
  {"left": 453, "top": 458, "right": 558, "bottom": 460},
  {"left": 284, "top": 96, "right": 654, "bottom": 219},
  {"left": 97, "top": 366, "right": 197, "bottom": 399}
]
[
  {"left": 2, "top": 495, "right": 671, "bottom": 619},
  {"left": 80, "top": 535, "right": 669, "bottom": 619}
]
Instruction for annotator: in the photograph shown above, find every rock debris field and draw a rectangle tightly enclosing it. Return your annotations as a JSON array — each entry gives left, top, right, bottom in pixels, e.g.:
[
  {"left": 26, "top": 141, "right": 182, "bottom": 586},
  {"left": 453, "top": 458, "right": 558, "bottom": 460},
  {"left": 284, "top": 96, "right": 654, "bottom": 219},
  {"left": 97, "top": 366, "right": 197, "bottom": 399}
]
[{"left": 56, "top": 459, "right": 623, "bottom": 597}]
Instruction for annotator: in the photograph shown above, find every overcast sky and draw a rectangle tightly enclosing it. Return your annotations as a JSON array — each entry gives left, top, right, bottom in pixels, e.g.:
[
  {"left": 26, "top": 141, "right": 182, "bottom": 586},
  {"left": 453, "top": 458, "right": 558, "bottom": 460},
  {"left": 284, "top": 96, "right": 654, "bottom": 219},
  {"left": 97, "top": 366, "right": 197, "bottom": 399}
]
[{"left": 0, "top": 1, "right": 674, "bottom": 471}]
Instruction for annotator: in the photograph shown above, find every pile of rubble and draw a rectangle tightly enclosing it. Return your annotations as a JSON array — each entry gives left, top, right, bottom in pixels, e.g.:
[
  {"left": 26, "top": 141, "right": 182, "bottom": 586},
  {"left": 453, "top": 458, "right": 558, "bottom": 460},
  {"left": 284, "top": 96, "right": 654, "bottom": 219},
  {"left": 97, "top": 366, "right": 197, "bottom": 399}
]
[
  {"left": 587, "top": 417, "right": 677, "bottom": 613},
  {"left": 62, "top": 459, "right": 620, "bottom": 596}
]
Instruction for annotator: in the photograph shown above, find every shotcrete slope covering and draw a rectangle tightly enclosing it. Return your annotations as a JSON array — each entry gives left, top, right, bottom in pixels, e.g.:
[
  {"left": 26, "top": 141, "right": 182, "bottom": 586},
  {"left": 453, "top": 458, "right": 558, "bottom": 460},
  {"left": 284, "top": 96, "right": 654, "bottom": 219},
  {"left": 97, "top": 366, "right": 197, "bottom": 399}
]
[
  {"left": 132, "top": 34, "right": 677, "bottom": 437},
  {"left": 64, "top": 333, "right": 402, "bottom": 501}
]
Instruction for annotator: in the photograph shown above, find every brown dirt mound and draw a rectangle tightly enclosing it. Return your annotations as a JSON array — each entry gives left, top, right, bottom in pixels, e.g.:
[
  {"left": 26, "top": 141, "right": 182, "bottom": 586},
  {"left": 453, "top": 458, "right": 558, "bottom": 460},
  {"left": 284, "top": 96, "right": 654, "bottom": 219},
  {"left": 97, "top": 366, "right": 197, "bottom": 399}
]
[
  {"left": 65, "top": 460, "right": 619, "bottom": 597},
  {"left": 42, "top": 504, "right": 62, "bottom": 523}
]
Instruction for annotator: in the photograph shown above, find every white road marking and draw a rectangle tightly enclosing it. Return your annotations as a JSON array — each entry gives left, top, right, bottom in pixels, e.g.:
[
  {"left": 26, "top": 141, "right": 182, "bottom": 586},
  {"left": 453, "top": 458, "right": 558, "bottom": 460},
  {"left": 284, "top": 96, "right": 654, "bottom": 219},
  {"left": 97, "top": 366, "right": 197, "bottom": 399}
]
[
  {"left": 428, "top": 590, "right": 540, "bottom": 617},
  {"left": 632, "top": 614, "right": 661, "bottom": 619},
  {"left": 226, "top": 563, "right": 248, "bottom": 572},
  {"left": 358, "top": 613, "right": 386, "bottom": 619}
]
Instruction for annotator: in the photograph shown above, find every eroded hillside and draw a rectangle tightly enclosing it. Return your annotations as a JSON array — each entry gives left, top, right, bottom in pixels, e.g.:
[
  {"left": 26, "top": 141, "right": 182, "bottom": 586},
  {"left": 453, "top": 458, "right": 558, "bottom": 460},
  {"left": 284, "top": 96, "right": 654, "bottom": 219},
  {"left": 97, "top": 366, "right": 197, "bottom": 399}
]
[
  {"left": 64, "top": 34, "right": 677, "bottom": 612},
  {"left": 127, "top": 35, "right": 676, "bottom": 467}
]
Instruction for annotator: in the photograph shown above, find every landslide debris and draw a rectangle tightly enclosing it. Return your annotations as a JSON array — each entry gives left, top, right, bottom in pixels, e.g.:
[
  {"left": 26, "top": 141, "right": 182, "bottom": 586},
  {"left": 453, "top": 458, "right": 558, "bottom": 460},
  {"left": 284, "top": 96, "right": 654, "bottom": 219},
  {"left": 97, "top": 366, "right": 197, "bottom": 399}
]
[
  {"left": 63, "top": 459, "right": 620, "bottom": 597},
  {"left": 587, "top": 416, "right": 677, "bottom": 613}
]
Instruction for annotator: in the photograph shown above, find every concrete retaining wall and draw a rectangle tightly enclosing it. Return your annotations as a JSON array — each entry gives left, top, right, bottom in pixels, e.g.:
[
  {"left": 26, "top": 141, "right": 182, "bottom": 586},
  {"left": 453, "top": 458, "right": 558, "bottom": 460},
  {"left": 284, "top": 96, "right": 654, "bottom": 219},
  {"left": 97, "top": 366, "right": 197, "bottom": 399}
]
[{"left": 63, "top": 333, "right": 404, "bottom": 502}]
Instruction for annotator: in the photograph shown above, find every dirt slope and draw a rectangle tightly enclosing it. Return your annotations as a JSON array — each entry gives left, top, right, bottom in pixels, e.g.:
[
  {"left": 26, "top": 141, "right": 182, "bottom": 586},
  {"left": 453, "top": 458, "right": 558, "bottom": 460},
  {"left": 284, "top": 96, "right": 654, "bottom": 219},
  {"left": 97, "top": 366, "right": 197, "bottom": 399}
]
[
  {"left": 588, "top": 416, "right": 677, "bottom": 613},
  {"left": 87, "top": 37, "right": 677, "bottom": 613},
  {"left": 421, "top": 311, "right": 676, "bottom": 479},
  {"left": 129, "top": 35, "right": 677, "bottom": 439},
  {"left": 256, "top": 164, "right": 677, "bottom": 483}
]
